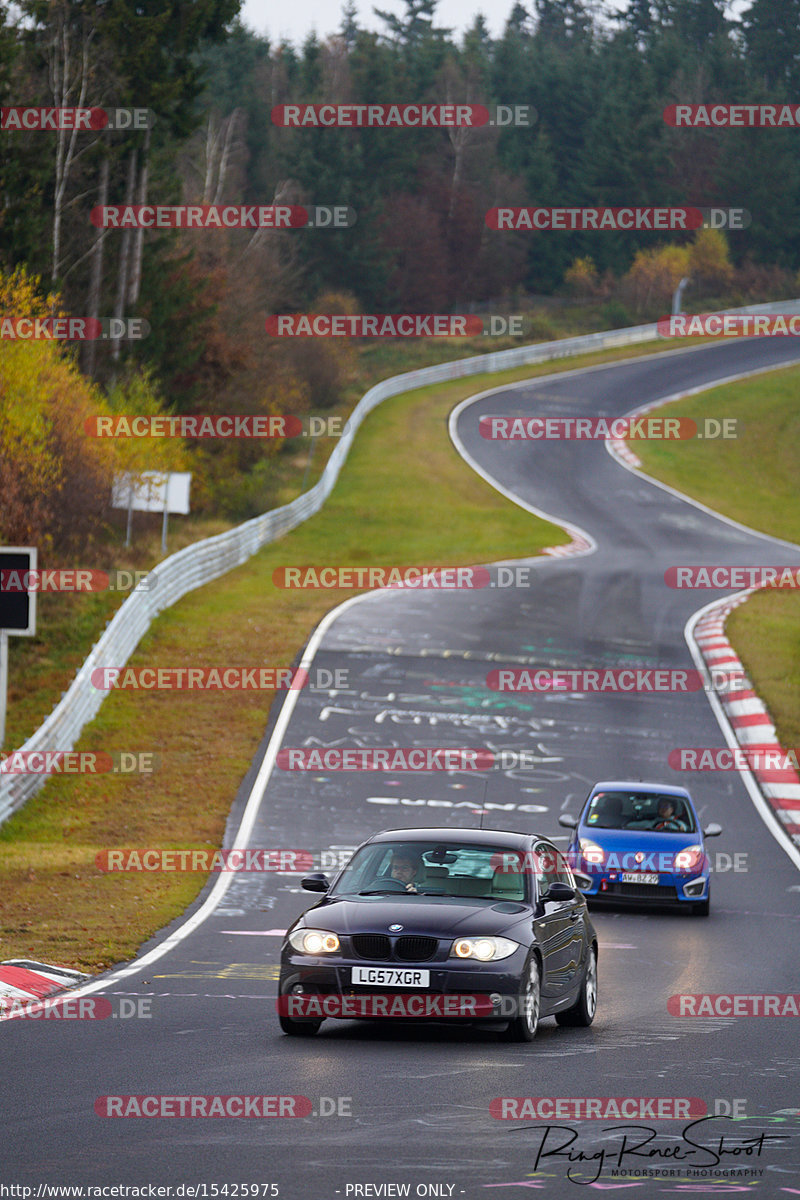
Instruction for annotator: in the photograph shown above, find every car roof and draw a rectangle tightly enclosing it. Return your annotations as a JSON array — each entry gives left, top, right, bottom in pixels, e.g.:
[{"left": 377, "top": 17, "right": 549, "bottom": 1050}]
[
  {"left": 367, "top": 827, "right": 543, "bottom": 849},
  {"left": 587, "top": 781, "right": 692, "bottom": 800}
]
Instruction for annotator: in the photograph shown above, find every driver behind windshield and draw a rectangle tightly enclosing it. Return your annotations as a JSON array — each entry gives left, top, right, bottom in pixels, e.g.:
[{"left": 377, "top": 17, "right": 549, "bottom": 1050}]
[
  {"left": 654, "top": 797, "right": 688, "bottom": 831},
  {"left": 387, "top": 849, "right": 422, "bottom": 892}
]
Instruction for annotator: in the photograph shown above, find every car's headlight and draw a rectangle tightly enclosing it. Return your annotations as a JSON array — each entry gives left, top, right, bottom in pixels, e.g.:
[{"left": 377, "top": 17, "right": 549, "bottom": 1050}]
[
  {"left": 579, "top": 839, "right": 605, "bottom": 866},
  {"left": 673, "top": 845, "right": 704, "bottom": 873},
  {"left": 450, "top": 936, "right": 519, "bottom": 962},
  {"left": 288, "top": 928, "right": 340, "bottom": 954}
]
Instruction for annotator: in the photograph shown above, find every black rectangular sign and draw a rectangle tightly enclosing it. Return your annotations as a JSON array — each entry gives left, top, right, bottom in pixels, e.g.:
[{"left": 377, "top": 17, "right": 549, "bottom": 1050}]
[{"left": 0, "top": 547, "right": 37, "bottom": 634}]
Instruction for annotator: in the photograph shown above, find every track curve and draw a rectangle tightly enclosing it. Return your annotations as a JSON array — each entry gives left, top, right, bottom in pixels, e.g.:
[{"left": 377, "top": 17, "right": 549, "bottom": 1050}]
[{"left": 3, "top": 338, "right": 800, "bottom": 1196}]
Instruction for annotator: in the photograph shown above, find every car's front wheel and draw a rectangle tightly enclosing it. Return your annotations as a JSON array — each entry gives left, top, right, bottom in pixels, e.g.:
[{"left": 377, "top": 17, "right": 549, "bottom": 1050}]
[
  {"left": 279, "top": 1012, "right": 322, "bottom": 1037},
  {"left": 692, "top": 898, "right": 710, "bottom": 916},
  {"left": 502, "top": 955, "right": 541, "bottom": 1042},
  {"left": 555, "top": 944, "right": 597, "bottom": 1027}
]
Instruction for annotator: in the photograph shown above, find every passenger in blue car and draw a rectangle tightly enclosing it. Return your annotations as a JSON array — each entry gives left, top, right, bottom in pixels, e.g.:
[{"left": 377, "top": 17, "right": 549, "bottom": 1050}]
[{"left": 593, "top": 794, "right": 625, "bottom": 828}]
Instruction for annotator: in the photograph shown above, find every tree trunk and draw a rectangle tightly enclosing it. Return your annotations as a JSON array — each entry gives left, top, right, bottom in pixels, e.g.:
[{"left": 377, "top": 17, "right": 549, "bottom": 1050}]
[
  {"left": 212, "top": 110, "right": 239, "bottom": 204},
  {"left": 111, "top": 148, "right": 137, "bottom": 362},
  {"left": 129, "top": 126, "right": 151, "bottom": 307},
  {"left": 50, "top": 12, "right": 94, "bottom": 286},
  {"left": 82, "top": 154, "right": 109, "bottom": 376}
]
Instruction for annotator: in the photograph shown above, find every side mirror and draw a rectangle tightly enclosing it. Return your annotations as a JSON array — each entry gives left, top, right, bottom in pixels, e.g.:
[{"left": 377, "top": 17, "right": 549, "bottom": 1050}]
[
  {"left": 301, "top": 873, "right": 331, "bottom": 892},
  {"left": 702, "top": 823, "right": 722, "bottom": 838},
  {"left": 542, "top": 881, "right": 576, "bottom": 902},
  {"left": 558, "top": 813, "right": 578, "bottom": 829}
]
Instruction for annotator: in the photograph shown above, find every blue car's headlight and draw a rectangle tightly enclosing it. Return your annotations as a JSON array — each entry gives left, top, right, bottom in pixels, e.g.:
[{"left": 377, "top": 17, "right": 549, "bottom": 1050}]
[
  {"left": 450, "top": 936, "right": 519, "bottom": 962},
  {"left": 288, "top": 928, "right": 340, "bottom": 954},
  {"left": 673, "top": 845, "right": 705, "bottom": 873},
  {"left": 580, "top": 839, "right": 605, "bottom": 866}
]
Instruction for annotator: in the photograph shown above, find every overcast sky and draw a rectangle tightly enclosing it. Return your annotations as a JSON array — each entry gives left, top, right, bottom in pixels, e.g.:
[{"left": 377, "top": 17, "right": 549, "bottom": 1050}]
[
  {"left": 240, "top": 0, "right": 525, "bottom": 45},
  {"left": 239, "top": 0, "right": 747, "bottom": 49},
  {"left": 240, "top": 0, "right": 598, "bottom": 46}
]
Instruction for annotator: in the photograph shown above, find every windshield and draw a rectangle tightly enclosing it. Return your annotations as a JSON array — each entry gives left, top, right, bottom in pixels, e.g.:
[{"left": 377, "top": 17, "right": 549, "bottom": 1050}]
[
  {"left": 584, "top": 791, "right": 696, "bottom": 833},
  {"left": 330, "top": 841, "right": 530, "bottom": 902}
]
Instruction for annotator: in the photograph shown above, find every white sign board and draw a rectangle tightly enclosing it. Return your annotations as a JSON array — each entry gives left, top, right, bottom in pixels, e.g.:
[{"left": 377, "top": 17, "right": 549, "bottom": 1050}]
[{"left": 112, "top": 472, "right": 191, "bottom": 515}]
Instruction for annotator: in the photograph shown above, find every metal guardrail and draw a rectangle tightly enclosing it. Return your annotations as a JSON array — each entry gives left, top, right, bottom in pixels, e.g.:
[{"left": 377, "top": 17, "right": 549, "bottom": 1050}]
[{"left": 1, "top": 304, "right": 796, "bottom": 823}]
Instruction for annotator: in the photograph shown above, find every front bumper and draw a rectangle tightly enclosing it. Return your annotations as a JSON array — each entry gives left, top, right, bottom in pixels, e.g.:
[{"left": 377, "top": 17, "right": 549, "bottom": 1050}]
[
  {"left": 572, "top": 869, "right": 709, "bottom": 905},
  {"left": 278, "top": 949, "right": 529, "bottom": 1022}
]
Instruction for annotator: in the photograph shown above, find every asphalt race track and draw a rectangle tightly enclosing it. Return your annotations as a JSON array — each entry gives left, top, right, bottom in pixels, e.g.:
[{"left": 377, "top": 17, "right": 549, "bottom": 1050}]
[{"left": 3, "top": 338, "right": 800, "bottom": 1196}]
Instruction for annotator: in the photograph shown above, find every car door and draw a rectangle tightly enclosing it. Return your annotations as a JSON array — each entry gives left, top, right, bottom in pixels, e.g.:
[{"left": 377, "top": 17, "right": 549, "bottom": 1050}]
[
  {"left": 554, "top": 848, "right": 586, "bottom": 987},
  {"left": 531, "top": 842, "right": 575, "bottom": 999}
]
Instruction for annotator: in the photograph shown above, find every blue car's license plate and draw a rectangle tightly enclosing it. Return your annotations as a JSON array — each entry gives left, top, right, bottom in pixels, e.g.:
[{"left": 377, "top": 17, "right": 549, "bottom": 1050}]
[{"left": 620, "top": 872, "right": 659, "bottom": 884}]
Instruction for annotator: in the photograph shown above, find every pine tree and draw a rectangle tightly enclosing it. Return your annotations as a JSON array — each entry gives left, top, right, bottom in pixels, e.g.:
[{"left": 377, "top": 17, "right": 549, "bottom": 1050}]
[
  {"left": 742, "top": 0, "right": 800, "bottom": 91},
  {"left": 341, "top": 1, "right": 359, "bottom": 51}
]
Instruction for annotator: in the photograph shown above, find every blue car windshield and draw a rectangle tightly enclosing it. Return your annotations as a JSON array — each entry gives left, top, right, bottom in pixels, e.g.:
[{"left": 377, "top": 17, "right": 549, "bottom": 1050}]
[
  {"left": 330, "top": 841, "right": 530, "bottom": 902},
  {"left": 585, "top": 791, "right": 696, "bottom": 833}
]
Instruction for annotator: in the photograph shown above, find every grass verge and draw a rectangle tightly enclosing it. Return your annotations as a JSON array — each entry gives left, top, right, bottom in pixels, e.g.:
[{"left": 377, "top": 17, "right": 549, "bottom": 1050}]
[{"left": 632, "top": 364, "right": 800, "bottom": 754}]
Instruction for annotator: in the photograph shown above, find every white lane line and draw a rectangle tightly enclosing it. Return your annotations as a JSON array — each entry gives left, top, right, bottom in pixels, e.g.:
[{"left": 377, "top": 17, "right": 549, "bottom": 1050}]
[{"left": 219, "top": 930, "right": 286, "bottom": 936}]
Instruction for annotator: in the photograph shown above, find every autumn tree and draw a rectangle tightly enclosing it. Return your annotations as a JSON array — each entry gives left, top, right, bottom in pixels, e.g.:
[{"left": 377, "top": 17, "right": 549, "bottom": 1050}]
[
  {"left": 621, "top": 244, "right": 691, "bottom": 315},
  {"left": 0, "top": 268, "right": 186, "bottom": 552},
  {"left": 688, "top": 226, "right": 733, "bottom": 291}
]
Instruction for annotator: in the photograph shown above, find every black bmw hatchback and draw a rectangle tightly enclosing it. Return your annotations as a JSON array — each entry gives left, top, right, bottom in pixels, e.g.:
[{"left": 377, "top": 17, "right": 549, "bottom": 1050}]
[{"left": 277, "top": 826, "right": 598, "bottom": 1041}]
